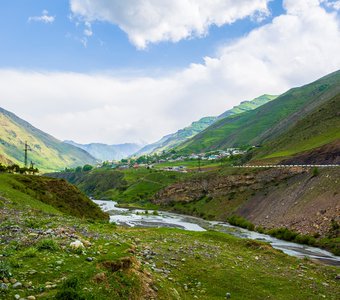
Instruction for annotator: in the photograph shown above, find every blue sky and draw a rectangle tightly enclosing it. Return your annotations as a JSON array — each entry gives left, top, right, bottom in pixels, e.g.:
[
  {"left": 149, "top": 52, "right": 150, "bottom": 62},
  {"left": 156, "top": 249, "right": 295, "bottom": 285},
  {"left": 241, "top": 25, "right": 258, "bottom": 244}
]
[
  {"left": 0, "top": 0, "right": 340, "bottom": 144},
  {"left": 0, "top": 0, "right": 284, "bottom": 72}
]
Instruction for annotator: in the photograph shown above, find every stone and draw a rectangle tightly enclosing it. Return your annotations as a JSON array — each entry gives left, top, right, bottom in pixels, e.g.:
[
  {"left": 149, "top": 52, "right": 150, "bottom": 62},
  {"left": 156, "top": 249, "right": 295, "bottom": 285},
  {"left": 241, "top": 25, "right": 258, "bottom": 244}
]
[
  {"left": 226, "top": 292, "right": 231, "bottom": 299},
  {"left": 12, "top": 282, "right": 22, "bottom": 289},
  {"left": 0, "top": 283, "right": 8, "bottom": 290},
  {"left": 70, "top": 240, "right": 84, "bottom": 249},
  {"left": 86, "top": 257, "right": 94, "bottom": 262},
  {"left": 10, "top": 278, "right": 17, "bottom": 284},
  {"left": 83, "top": 240, "right": 92, "bottom": 247},
  {"left": 27, "top": 296, "right": 36, "bottom": 300},
  {"left": 335, "top": 274, "right": 340, "bottom": 280},
  {"left": 14, "top": 294, "right": 20, "bottom": 300}
]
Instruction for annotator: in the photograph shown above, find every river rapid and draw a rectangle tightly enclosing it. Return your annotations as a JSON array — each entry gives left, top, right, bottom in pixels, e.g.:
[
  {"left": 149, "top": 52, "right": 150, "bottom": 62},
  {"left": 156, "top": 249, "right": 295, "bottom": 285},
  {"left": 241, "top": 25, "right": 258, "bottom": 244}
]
[{"left": 93, "top": 200, "right": 340, "bottom": 266}]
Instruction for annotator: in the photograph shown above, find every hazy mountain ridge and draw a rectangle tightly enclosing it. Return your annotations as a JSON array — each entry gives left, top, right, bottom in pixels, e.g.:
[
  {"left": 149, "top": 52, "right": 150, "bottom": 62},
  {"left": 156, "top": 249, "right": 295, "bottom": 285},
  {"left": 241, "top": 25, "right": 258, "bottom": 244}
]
[
  {"left": 65, "top": 140, "right": 143, "bottom": 161},
  {"left": 0, "top": 107, "right": 97, "bottom": 172}
]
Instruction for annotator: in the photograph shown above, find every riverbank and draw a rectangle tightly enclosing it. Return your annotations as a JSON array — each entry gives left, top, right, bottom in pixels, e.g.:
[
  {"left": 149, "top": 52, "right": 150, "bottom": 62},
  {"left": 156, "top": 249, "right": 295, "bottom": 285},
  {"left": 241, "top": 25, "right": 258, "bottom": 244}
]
[
  {"left": 1, "top": 174, "right": 339, "bottom": 299},
  {"left": 94, "top": 200, "right": 340, "bottom": 266}
]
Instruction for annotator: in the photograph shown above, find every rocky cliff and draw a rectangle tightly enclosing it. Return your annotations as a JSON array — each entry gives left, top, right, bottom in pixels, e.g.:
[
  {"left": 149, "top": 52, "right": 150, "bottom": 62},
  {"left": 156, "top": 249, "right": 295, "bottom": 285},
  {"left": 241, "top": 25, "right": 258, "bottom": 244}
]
[{"left": 154, "top": 167, "right": 340, "bottom": 237}]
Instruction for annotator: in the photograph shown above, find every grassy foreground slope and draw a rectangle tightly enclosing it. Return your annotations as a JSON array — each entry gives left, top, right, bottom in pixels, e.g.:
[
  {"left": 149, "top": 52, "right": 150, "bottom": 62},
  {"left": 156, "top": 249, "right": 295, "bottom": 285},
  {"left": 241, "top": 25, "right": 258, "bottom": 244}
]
[
  {"left": 177, "top": 70, "right": 340, "bottom": 153},
  {"left": 0, "top": 173, "right": 107, "bottom": 220},
  {"left": 0, "top": 107, "right": 97, "bottom": 172},
  {"left": 1, "top": 173, "right": 339, "bottom": 299}
]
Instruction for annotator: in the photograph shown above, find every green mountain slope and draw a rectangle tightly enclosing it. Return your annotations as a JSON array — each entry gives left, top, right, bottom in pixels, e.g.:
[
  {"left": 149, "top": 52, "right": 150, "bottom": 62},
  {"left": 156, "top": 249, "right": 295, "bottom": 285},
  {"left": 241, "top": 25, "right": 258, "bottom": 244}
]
[
  {"left": 256, "top": 92, "right": 340, "bottom": 161},
  {"left": 65, "top": 140, "right": 142, "bottom": 161},
  {"left": 136, "top": 94, "right": 276, "bottom": 155},
  {"left": 0, "top": 107, "right": 97, "bottom": 172},
  {"left": 218, "top": 94, "right": 277, "bottom": 119},
  {"left": 177, "top": 70, "right": 340, "bottom": 153}
]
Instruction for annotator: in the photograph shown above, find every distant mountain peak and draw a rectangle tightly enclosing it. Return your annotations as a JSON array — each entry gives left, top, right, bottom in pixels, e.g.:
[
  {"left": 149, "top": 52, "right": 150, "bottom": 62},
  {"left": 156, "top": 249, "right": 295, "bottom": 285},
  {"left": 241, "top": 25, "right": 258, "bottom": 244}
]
[
  {"left": 64, "top": 140, "right": 143, "bottom": 161},
  {"left": 135, "top": 94, "right": 277, "bottom": 156}
]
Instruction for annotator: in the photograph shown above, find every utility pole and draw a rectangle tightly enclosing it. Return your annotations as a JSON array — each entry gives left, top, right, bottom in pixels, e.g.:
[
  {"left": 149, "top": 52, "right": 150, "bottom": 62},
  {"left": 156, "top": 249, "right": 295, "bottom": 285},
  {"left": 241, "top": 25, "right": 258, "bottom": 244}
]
[{"left": 24, "top": 141, "right": 31, "bottom": 168}]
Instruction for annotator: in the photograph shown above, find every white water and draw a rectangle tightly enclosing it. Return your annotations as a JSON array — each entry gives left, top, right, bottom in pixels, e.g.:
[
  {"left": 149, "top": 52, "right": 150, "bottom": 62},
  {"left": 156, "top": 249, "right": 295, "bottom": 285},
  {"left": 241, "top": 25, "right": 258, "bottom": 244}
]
[{"left": 93, "top": 200, "right": 340, "bottom": 266}]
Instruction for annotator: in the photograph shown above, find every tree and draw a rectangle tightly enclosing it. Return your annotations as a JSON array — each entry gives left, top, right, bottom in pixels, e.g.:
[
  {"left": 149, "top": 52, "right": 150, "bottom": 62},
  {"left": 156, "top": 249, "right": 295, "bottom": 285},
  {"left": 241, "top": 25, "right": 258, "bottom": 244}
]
[{"left": 83, "top": 164, "right": 93, "bottom": 172}]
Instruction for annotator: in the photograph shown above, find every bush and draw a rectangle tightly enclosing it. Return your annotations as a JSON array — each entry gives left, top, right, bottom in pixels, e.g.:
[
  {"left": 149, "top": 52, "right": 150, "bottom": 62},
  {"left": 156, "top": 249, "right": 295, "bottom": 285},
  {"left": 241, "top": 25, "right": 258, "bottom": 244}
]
[
  {"left": 22, "top": 247, "right": 38, "bottom": 258},
  {"left": 312, "top": 167, "right": 319, "bottom": 177},
  {"left": 0, "top": 260, "right": 12, "bottom": 279},
  {"left": 55, "top": 277, "right": 86, "bottom": 300},
  {"left": 37, "top": 239, "right": 59, "bottom": 251},
  {"left": 228, "top": 215, "right": 255, "bottom": 231},
  {"left": 268, "top": 228, "right": 298, "bottom": 241}
]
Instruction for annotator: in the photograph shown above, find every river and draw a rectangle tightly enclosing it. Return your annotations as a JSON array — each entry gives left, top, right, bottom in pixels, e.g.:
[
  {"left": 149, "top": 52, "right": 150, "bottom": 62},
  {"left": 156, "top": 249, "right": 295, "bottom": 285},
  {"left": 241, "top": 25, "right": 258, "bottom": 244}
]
[{"left": 93, "top": 200, "right": 340, "bottom": 266}]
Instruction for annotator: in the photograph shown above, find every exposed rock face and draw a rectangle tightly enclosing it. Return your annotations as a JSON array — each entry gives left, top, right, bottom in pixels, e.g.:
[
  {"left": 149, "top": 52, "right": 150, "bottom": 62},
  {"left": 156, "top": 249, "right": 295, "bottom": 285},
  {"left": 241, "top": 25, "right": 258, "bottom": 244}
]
[
  {"left": 281, "top": 140, "right": 340, "bottom": 165},
  {"left": 238, "top": 170, "right": 340, "bottom": 236},
  {"left": 154, "top": 168, "right": 340, "bottom": 237},
  {"left": 154, "top": 168, "right": 302, "bottom": 205}
]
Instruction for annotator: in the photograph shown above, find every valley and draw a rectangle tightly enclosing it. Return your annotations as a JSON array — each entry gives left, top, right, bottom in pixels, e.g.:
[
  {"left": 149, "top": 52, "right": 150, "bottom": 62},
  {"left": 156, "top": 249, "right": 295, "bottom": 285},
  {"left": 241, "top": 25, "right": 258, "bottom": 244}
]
[{"left": 1, "top": 70, "right": 339, "bottom": 299}]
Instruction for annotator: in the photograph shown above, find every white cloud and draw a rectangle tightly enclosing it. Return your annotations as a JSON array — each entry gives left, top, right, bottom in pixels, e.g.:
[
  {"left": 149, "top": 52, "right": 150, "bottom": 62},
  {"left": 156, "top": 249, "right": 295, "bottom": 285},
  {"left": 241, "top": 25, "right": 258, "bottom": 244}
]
[
  {"left": 322, "top": 0, "right": 340, "bottom": 10},
  {"left": 2, "top": 0, "right": 340, "bottom": 144},
  {"left": 70, "top": 0, "right": 271, "bottom": 49},
  {"left": 83, "top": 21, "right": 93, "bottom": 37},
  {"left": 28, "top": 10, "right": 55, "bottom": 24}
]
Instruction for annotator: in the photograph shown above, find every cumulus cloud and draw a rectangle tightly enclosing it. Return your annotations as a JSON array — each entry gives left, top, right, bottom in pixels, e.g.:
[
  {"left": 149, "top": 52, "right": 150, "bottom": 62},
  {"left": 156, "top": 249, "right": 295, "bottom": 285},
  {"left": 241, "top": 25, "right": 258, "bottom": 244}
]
[
  {"left": 2, "top": 0, "right": 340, "bottom": 144},
  {"left": 28, "top": 10, "right": 55, "bottom": 24},
  {"left": 70, "top": 0, "right": 271, "bottom": 48}
]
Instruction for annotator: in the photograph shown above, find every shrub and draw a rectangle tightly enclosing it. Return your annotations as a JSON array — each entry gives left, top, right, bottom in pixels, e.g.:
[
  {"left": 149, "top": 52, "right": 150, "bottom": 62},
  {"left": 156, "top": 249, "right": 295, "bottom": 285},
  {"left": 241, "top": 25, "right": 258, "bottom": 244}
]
[
  {"left": 22, "top": 247, "right": 37, "bottom": 258},
  {"left": 268, "top": 228, "right": 298, "bottom": 241},
  {"left": 0, "top": 260, "right": 12, "bottom": 279},
  {"left": 24, "top": 218, "right": 40, "bottom": 229},
  {"left": 228, "top": 215, "right": 255, "bottom": 231},
  {"left": 37, "top": 239, "right": 59, "bottom": 251},
  {"left": 55, "top": 277, "right": 86, "bottom": 300},
  {"left": 312, "top": 167, "right": 319, "bottom": 177}
]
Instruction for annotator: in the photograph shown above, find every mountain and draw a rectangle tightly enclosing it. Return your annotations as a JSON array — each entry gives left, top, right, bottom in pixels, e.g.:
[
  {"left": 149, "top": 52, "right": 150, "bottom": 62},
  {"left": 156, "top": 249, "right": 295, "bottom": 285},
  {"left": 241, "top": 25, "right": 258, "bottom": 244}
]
[
  {"left": 177, "top": 70, "right": 340, "bottom": 155},
  {"left": 217, "top": 94, "right": 277, "bottom": 119},
  {"left": 135, "top": 94, "right": 276, "bottom": 156},
  {"left": 64, "top": 141, "right": 142, "bottom": 161},
  {"left": 255, "top": 91, "right": 340, "bottom": 162},
  {"left": 0, "top": 107, "right": 97, "bottom": 172}
]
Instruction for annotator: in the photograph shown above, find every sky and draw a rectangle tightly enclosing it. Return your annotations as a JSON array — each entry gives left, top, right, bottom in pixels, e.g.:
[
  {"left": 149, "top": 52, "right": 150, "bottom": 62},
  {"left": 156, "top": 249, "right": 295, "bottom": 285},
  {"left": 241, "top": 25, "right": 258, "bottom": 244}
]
[{"left": 0, "top": 0, "right": 340, "bottom": 145}]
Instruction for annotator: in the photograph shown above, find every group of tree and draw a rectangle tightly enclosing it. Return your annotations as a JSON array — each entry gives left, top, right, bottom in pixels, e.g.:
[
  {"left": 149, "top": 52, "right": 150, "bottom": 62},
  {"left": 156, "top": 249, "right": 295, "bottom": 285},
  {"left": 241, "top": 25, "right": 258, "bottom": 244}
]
[
  {"left": 0, "top": 163, "right": 39, "bottom": 175},
  {"left": 64, "top": 164, "right": 93, "bottom": 173}
]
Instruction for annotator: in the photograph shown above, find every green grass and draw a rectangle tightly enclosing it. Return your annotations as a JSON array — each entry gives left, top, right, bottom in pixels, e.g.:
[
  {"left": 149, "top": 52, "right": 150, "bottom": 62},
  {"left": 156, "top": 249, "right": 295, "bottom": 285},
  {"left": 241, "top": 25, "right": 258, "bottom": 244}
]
[
  {"left": 0, "top": 173, "right": 60, "bottom": 214},
  {"left": 257, "top": 93, "right": 340, "bottom": 159},
  {"left": 115, "top": 169, "right": 188, "bottom": 205},
  {"left": 48, "top": 168, "right": 190, "bottom": 207},
  {"left": 0, "top": 173, "right": 108, "bottom": 220}
]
